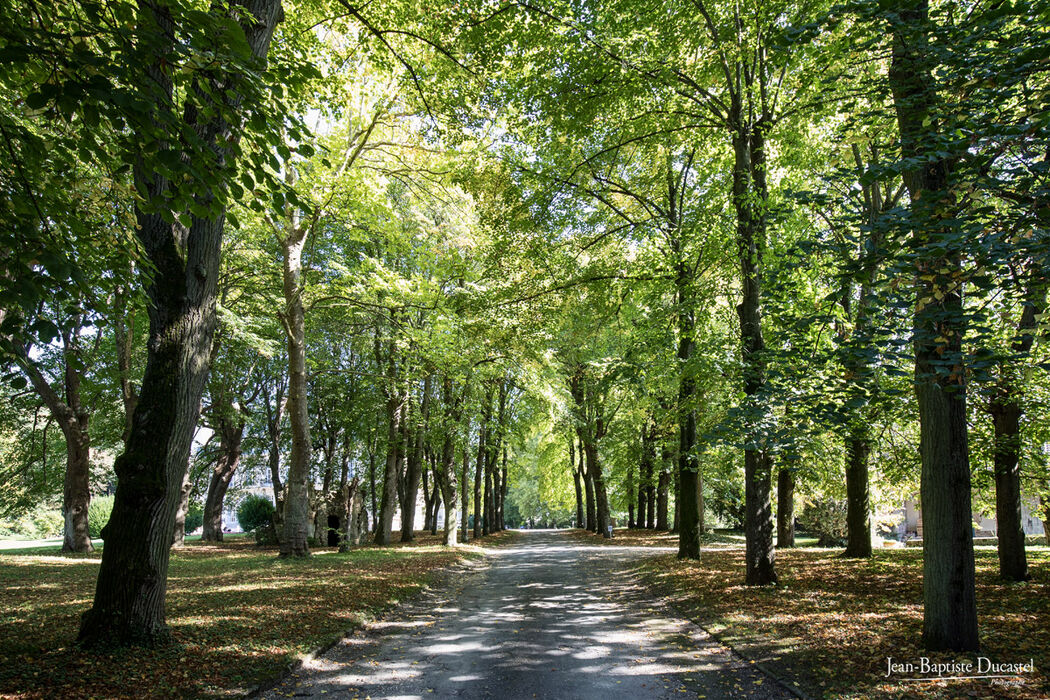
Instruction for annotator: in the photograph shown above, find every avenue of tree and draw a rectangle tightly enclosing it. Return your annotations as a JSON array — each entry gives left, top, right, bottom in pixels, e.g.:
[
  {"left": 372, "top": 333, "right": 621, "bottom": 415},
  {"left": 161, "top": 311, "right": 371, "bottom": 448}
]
[{"left": 1, "top": 0, "right": 1048, "bottom": 656}]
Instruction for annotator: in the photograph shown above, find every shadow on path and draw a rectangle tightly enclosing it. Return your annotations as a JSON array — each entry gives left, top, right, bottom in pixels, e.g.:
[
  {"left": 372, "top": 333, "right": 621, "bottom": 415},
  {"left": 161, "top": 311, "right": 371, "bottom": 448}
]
[{"left": 259, "top": 530, "right": 794, "bottom": 699}]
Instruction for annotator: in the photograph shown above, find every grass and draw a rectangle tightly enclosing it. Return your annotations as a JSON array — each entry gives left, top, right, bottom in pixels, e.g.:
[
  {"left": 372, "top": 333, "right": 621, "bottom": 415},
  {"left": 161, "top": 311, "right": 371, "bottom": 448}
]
[
  {"left": 580, "top": 528, "right": 1050, "bottom": 699},
  {"left": 0, "top": 530, "right": 511, "bottom": 699}
]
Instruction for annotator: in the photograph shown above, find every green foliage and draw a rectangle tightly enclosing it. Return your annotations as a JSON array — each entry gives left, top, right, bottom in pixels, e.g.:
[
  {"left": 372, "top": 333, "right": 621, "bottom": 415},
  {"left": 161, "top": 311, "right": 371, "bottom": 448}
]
[
  {"left": 87, "top": 495, "right": 114, "bottom": 539},
  {"left": 0, "top": 507, "right": 63, "bottom": 539},
  {"left": 184, "top": 503, "right": 204, "bottom": 535},
  {"left": 236, "top": 495, "right": 275, "bottom": 534},
  {"left": 799, "top": 499, "right": 848, "bottom": 548}
]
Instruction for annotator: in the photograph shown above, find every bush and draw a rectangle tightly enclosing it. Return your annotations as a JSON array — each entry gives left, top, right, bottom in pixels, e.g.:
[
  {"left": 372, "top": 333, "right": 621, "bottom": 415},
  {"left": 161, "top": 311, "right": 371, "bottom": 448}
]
[
  {"left": 799, "top": 498, "right": 848, "bottom": 547},
  {"left": 0, "top": 507, "right": 64, "bottom": 539},
  {"left": 707, "top": 480, "right": 745, "bottom": 530},
  {"left": 184, "top": 503, "right": 204, "bottom": 534},
  {"left": 88, "top": 495, "right": 114, "bottom": 539},
  {"left": 236, "top": 494, "right": 275, "bottom": 533},
  {"left": 253, "top": 522, "right": 279, "bottom": 545},
  {"left": 29, "top": 508, "right": 64, "bottom": 538}
]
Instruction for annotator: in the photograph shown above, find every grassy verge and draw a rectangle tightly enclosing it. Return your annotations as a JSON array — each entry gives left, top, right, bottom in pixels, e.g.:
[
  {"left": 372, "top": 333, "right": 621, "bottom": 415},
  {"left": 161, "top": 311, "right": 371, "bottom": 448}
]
[
  {"left": 625, "top": 536, "right": 1049, "bottom": 699},
  {"left": 0, "top": 532, "right": 496, "bottom": 698}
]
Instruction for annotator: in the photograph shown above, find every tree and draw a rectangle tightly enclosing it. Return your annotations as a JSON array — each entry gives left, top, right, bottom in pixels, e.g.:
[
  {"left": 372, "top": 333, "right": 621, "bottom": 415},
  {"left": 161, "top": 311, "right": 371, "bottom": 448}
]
[
  {"left": 887, "top": 0, "right": 977, "bottom": 652},
  {"left": 77, "top": 0, "right": 285, "bottom": 647}
]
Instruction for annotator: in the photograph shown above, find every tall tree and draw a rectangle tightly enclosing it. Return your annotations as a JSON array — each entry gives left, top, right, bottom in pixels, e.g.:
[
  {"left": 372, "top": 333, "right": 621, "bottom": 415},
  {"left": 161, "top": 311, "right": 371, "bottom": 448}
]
[
  {"left": 887, "top": 0, "right": 977, "bottom": 652},
  {"left": 78, "top": 0, "right": 285, "bottom": 647}
]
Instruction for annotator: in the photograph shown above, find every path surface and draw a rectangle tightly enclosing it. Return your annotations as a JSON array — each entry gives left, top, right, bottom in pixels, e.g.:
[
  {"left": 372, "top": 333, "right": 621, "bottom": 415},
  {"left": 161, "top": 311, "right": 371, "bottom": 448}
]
[{"left": 261, "top": 530, "right": 793, "bottom": 699}]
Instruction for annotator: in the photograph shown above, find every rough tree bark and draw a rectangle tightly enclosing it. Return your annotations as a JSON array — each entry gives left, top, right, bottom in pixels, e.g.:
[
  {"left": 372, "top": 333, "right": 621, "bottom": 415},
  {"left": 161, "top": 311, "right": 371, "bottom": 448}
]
[
  {"left": 776, "top": 468, "right": 795, "bottom": 549},
  {"left": 375, "top": 338, "right": 404, "bottom": 545},
  {"left": 460, "top": 437, "right": 470, "bottom": 543},
  {"left": 474, "top": 391, "right": 489, "bottom": 539},
  {"left": 668, "top": 156, "right": 702, "bottom": 559},
  {"left": 278, "top": 193, "right": 311, "bottom": 557},
  {"left": 78, "top": 0, "right": 284, "bottom": 647},
  {"left": 201, "top": 411, "right": 245, "bottom": 542},
  {"left": 581, "top": 435, "right": 596, "bottom": 532},
  {"left": 889, "top": 0, "right": 978, "bottom": 651},
  {"left": 434, "top": 376, "right": 462, "bottom": 545},
  {"left": 636, "top": 427, "right": 648, "bottom": 529},
  {"left": 16, "top": 328, "right": 93, "bottom": 553},
  {"left": 572, "top": 440, "right": 584, "bottom": 528},
  {"left": 733, "top": 107, "right": 777, "bottom": 586},
  {"left": 656, "top": 462, "right": 669, "bottom": 531},
  {"left": 262, "top": 379, "right": 285, "bottom": 510},
  {"left": 401, "top": 376, "right": 431, "bottom": 542},
  {"left": 171, "top": 468, "right": 192, "bottom": 547},
  {"left": 499, "top": 446, "right": 508, "bottom": 531},
  {"left": 843, "top": 429, "right": 872, "bottom": 557}
]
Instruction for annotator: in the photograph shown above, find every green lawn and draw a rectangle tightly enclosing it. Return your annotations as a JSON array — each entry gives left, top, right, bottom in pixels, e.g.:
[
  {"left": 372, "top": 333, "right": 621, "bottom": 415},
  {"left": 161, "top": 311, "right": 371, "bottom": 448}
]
[{"left": 0, "top": 534, "right": 483, "bottom": 698}]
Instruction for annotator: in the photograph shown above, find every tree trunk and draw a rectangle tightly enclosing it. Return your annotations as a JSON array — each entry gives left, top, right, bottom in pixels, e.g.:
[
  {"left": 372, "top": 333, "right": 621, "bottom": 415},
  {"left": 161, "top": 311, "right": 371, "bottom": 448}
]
[
  {"left": 279, "top": 223, "right": 311, "bottom": 557},
  {"left": 60, "top": 415, "right": 92, "bottom": 553},
  {"left": 421, "top": 462, "right": 434, "bottom": 531},
  {"left": 572, "top": 440, "right": 584, "bottom": 528},
  {"left": 646, "top": 444, "right": 656, "bottom": 529},
  {"left": 368, "top": 442, "right": 378, "bottom": 532},
  {"left": 677, "top": 394, "right": 700, "bottom": 557},
  {"left": 375, "top": 374, "right": 403, "bottom": 546},
  {"left": 843, "top": 428, "right": 873, "bottom": 557},
  {"left": 582, "top": 437, "right": 596, "bottom": 532},
  {"left": 499, "top": 447, "right": 508, "bottom": 531},
  {"left": 671, "top": 465, "right": 680, "bottom": 534},
  {"left": 656, "top": 466, "right": 669, "bottom": 531},
  {"left": 340, "top": 477, "right": 364, "bottom": 551},
  {"left": 262, "top": 379, "right": 284, "bottom": 509},
  {"left": 461, "top": 440, "right": 470, "bottom": 543},
  {"left": 585, "top": 441, "right": 611, "bottom": 537},
  {"left": 201, "top": 418, "right": 245, "bottom": 542},
  {"left": 636, "top": 432, "right": 648, "bottom": 529},
  {"left": 434, "top": 376, "right": 461, "bottom": 546},
  {"left": 401, "top": 376, "right": 431, "bottom": 542},
  {"left": 474, "top": 392, "right": 489, "bottom": 539},
  {"left": 985, "top": 287, "right": 1043, "bottom": 580},
  {"left": 733, "top": 112, "right": 777, "bottom": 586},
  {"left": 670, "top": 159, "right": 701, "bottom": 557},
  {"left": 776, "top": 468, "right": 795, "bottom": 549},
  {"left": 430, "top": 474, "right": 441, "bottom": 535},
  {"left": 627, "top": 464, "right": 635, "bottom": 529},
  {"left": 171, "top": 468, "right": 192, "bottom": 548},
  {"left": 990, "top": 401, "right": 1029, "bottom": 581},
  {"left": 77, "top": 0, "right": 284, "bottom": 648},
  {"left": 484, "top": 460, "right": 494, "bottom": 535},
  {"left": 16, "top": 333, "right": 93, "bottom": 553},
  {"left": 889, "top": 0, "right": 978, "bottom": 652}
]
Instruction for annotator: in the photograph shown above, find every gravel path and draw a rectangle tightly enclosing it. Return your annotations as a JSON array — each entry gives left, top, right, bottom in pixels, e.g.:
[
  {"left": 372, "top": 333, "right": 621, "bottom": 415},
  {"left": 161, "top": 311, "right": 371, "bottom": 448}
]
[{"left": 260, "top": 530, "right": 794, "bottom": 699}]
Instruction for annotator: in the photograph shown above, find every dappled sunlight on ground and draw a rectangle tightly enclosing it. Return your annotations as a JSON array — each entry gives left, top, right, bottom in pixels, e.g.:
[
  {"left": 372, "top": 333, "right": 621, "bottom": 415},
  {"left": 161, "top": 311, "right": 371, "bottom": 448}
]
[
  {"left": 638, "top": 544, "right": 1050, "bottom": 699},
  {"left": 261, "top": 530, "right": 791, "bottom": 700},
  {"left": 0, "top": 531, "right": 478, "bottom": 698}
]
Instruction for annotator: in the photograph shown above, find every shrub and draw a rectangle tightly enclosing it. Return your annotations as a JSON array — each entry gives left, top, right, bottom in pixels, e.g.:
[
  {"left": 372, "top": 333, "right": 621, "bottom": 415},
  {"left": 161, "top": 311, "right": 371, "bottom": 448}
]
[
  {"left": 799, "top": 498, "right": 848, "bottom": 546},
  {"left": 29, "top": 508, "right": 64, "bottom": 538},
  {"left": 707, "top": 480, "right": 745, "bottom": 530},
  {"left": 0, "top": 507, "right": 64, "bottom": 539},
  {"left": 236, "top": 494, "right": 275, "bottom": 533},
  {"left": 184, "top": 503, "right": 204, "bottom": 534},
  {"left": 253, "top": 522, "right": 279, "bottom": 545},
  {"left": 88, "top": 495, "right": 114, "bottom": 539}
]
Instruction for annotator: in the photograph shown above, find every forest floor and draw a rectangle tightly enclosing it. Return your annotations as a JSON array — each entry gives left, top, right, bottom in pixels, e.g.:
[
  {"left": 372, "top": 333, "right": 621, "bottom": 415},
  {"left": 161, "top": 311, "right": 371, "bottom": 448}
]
[
  {"left": 0, "top": 529, "right": 517, "bottom": 699},
  {"left": 572, "top": 527, "right": 1050, "bottom": 700}
]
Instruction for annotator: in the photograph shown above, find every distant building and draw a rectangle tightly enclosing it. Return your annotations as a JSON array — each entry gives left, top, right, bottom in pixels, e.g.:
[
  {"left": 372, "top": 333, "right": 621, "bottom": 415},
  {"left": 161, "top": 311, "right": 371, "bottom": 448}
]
[{"left": 896, "top": 496, "right": 1046, "bottom": 540}]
